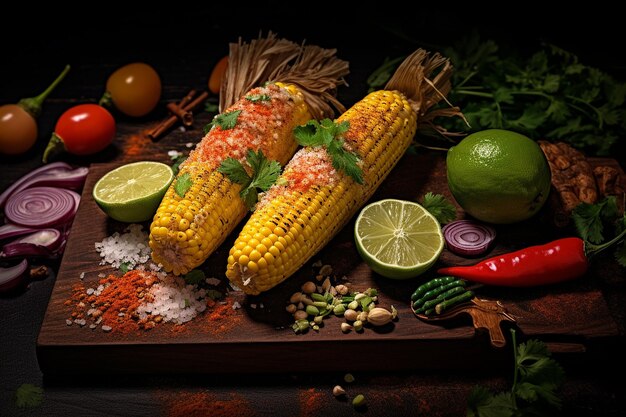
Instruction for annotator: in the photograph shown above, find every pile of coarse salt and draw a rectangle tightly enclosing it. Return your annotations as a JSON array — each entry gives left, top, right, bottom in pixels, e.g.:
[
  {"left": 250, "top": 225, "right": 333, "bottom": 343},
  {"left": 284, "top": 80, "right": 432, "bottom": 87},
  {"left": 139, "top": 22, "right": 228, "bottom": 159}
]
[
  {"left": 137, "top": 274, "right": 207, "bottom": 324},
  {"left": 94, "top": 224, "right": 151, "bottom": 269}
]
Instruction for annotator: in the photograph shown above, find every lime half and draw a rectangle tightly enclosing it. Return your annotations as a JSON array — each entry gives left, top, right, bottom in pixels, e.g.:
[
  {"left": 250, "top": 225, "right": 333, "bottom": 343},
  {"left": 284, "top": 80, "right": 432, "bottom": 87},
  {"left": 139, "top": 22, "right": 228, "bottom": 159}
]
[
  {"left": 93, "top": 161, "right": 173, "bottom": 223},
  {"left": 354, "top": 199, "right": 444, "bottom": 279}
]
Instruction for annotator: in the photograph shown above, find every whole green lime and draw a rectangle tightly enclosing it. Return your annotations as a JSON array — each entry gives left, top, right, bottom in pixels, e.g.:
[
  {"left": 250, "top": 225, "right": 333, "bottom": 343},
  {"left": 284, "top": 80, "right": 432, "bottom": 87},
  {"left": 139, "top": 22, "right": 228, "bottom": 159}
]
[{"left": 446, "top": 129, "right": 551, "bottom": 224}]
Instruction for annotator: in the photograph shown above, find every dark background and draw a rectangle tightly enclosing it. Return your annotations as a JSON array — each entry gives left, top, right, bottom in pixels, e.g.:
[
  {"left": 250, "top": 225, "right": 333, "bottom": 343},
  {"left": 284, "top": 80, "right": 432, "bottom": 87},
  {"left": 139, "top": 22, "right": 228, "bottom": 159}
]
[{"left": 1, "top": 3, "right": 625, "bottom": 416}]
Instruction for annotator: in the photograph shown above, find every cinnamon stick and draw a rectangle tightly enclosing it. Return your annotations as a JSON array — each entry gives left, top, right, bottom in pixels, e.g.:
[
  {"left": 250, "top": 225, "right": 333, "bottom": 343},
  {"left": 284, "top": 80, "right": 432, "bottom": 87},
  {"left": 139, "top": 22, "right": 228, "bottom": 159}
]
[{"left": 146, "top": 90, "right": 210, "bottom": 141}]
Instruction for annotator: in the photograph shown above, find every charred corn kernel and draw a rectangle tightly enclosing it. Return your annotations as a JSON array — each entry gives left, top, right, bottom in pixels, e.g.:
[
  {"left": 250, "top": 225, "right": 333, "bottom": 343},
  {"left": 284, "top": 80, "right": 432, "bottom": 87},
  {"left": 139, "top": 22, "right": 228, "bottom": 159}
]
[
  {"left": 227, "top": 50, "right": 453, "bottom": 294},
  {"left": 149, "top": 83, "right": 311, "bottom": 275}
]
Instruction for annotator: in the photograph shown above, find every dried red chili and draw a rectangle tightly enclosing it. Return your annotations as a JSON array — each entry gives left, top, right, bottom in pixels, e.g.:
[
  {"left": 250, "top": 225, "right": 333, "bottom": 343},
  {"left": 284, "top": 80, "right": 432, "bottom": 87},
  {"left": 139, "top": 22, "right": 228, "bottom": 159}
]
[{"left": 438, "top": 231, "right": 626, "bottom": 287}]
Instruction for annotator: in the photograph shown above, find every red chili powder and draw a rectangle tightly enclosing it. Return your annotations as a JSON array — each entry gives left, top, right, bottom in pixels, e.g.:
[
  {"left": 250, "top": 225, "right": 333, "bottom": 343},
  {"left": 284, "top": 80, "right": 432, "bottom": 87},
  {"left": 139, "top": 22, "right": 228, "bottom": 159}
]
[
  {"left": 297, "top": 388, "right": 324, "bottom": 417},
  {"left": 517, "top": 291, "right": 604, "bottom": 324},
  {"left": 204, "top": 297, "right": 242, "bottom": 337},
  {"left": 123, "top": 132, "right": 153, "bottom": 157},
  {"left": 163, "top": 391, "right": 256, "bottom": 417}
]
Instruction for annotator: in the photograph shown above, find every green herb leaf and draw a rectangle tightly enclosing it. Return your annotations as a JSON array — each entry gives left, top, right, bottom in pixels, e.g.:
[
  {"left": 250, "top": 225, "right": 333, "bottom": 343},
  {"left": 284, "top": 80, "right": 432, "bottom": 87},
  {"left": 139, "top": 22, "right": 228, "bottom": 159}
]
[
  {"left": 219, "top": 157, "right": 252, "bottom": 186},
  {"left": 171, "top": 155, "right": 187, "bottom": 176},
  {"left": 15, "top": 383, "right": 43, "bottom": 408},
  {"left": 207, "top": 109, "right": 242, "bottom": 131},
  {"left": 467, "top": 329, "right": 564, "bottom": 417},
  {"left": 174, "top": 173, "right": 193, "bottom": 198},
  {"left": 439, "top": 35, "right": 626, "bottom": 156},
  {"left": 245, "top": 94, "right": 271, "bottom": 102},
  {"left": 467, "top": 387, "right": 515, "bottom": 417},
  {"left": 206, "top": 289, "right": 223, "bottom": 300},
  {"left": 572, "top": 197, "right": 618, "bottom": 243},
  {"left": 366, "top": 56, "right": 405, "bottom": 93},
  {"left": 293, "top": 119, "right": 362, "bottom": 183},
  {"left": 420, "top": 192, "right": 457, "bottom": 224},
  {"left": 218, "top": 149, "right": 282, "bottom": 210},
  {"left": 119, "top": 262, "right": 131, "bottom": 274},
  {"left": 204, "top": 100, "right": 219, "bottom": 113},
  {"left": 184, "top": 269, "right": 205, "bottom": 285}
]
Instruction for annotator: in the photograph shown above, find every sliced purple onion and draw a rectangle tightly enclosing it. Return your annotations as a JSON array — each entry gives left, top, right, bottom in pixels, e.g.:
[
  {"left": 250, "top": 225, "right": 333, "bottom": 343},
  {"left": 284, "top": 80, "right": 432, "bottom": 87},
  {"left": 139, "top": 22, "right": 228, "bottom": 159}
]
[
  {"left": 4, "top": 187, "right": 76, "bottom": 228},
  {"left": 0, "top": 259, "right": 29, "bottom": 292},
  {"left": 1, "top": 243, "right": 55, "bottom": 259},
  {"left": 6, "top": 229, "right": 62, "bottom": 250},
  {"left": 442, "top": 220, "right": 496, "bottom": 257},
  {"left": 0, "top": 162, "right": 72, "bottom": 208},
  {"left": 17, "top": 166, "right": 89, "bottom": 191},
  {"left": 0, "top": 224, "right": 39, "bottom": 242}
]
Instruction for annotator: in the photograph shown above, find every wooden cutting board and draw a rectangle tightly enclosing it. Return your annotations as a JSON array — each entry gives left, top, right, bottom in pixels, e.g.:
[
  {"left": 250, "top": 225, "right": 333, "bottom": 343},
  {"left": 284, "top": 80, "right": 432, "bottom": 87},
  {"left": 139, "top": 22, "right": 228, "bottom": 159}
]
[{"left": 37, "top": 153, "right": 622, "bottom": 374}]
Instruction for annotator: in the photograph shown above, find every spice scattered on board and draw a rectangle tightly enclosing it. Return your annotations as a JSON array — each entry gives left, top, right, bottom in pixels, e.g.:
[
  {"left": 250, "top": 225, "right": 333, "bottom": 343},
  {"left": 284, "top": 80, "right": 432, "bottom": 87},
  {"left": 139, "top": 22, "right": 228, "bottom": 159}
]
[{"left": 162, "top": 391, "right": 255, "bottom": 417}]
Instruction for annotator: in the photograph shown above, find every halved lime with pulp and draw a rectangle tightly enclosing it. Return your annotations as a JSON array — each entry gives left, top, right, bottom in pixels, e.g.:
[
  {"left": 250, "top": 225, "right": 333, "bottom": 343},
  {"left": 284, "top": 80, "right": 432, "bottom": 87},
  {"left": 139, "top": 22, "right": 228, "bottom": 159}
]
[
  {"left": 93, "top": 161, "right": 173, "bottom": 223},
  {"left": 354, "top": 199, "right": 444, "bottom": 279}
]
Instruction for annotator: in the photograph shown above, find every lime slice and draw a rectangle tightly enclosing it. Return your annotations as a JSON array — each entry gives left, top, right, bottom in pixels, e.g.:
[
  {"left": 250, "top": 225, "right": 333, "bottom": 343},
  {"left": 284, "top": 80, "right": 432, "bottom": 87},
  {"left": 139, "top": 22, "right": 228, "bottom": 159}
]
[
  {"left": 93, "top": 161, "right": 174, "bottom": 223},
  {"left": 354, "top": 199, "right": 444, "bottom": 279}
]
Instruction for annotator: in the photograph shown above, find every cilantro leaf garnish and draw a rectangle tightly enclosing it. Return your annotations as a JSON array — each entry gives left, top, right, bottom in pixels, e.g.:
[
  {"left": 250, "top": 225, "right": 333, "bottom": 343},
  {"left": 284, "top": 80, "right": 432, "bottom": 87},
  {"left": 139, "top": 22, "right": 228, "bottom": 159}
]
[
  {"left": 420, "top": 192, "right": 457, "bottom": 224},
  {"left": 205, "top": 109, "right": 241, "bottom": 133},
  {"left": 174, "top": 173, "right": 193, "bottom": 197},
  {"left": 15, "top": 383, "right": 43, "bottom": 408},
  {"left": 572, "top": 196, "right": 618, "bottom": 244},
  {"left": 184, "top": 269, "right": 205, "bottom": 285},
  {"left": 293, "top": 119, "right": 362, "bottom": 184},
  {"left": 245, "top": 94, "right": 271, "bottom": 102},
  {"left": 467, "top": 330, "right": 564, "bottom": 417},
  {"left": 218, "top": 149, "right": 282, "bottom": 210}
]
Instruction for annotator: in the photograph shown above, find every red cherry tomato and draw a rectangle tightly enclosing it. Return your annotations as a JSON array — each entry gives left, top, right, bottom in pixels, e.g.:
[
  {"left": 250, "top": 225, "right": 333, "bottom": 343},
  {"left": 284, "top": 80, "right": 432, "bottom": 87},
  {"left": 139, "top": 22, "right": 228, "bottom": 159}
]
[{"left": 43, "top": 104, "right": 115, "bottom": 162}]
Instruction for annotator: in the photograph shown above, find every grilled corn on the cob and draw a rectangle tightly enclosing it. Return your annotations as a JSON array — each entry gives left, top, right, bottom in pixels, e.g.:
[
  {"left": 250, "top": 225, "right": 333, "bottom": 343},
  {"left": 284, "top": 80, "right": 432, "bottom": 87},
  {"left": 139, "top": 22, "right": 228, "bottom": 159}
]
[
  {"left": 149, "top": 36, "right": 348, "bottom": 275},
  {"left": 226, "top": 49, "right": 460, "bottom": 294}
]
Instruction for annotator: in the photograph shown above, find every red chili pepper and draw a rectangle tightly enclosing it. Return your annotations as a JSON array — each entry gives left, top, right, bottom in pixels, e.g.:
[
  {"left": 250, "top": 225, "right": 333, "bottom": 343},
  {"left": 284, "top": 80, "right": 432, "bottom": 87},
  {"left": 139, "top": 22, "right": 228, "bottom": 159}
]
[{"left": 438, "top": 231, "right": 626, "bottom": 287}]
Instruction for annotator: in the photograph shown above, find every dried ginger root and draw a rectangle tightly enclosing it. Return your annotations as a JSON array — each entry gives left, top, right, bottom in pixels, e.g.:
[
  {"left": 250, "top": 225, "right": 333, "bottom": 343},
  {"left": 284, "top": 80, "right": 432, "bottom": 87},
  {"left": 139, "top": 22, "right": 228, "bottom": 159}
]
[
  {"left": 539, "top": 141, "right": 598, "bottom": 211},
  {"left": 594, "top": 166, "right": 625, "bottom": 213}
]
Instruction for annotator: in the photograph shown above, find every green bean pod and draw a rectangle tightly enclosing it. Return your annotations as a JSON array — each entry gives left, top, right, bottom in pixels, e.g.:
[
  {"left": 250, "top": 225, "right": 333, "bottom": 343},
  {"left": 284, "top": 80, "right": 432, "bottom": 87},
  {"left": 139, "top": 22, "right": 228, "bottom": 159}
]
[
  {"left": 417, "top": 286, "right": 467, "bottom": 314},
  {"left": 435, "top": 290, "right": 474, "bottom": 315},
  {"left": 410, "top": 276, "right": 457, "bottom": 301},
  {"left": 412, "top": 279, "right": 466, "bottom": 309}
]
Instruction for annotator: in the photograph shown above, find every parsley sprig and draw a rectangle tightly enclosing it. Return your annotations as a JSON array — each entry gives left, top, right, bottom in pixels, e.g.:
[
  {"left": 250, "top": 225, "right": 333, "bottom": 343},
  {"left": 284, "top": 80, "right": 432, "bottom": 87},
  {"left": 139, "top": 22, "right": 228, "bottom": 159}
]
[
  {"left": 467, "top": 329, "right": 565, "bottom": 417},
  {"left": 245, "top": 94, "right": 271, "bottom": 102},
  {"left": 442, "top": 34, "right": 626, "bottom": 155},
  {"left": 572, "top": 196, "right": 626, "bottom": 266},
  {"left": 293, "top": 119, "right": 363, "bottom": 184},
  {"left": 218, "top": 149, "right": 282, "bottom": 210},
  {"left": 204, "top": 109, "right": 241, "bottom": 134},
  {"left": 420, "top": 192, "right": 457, "bottom": 224}
]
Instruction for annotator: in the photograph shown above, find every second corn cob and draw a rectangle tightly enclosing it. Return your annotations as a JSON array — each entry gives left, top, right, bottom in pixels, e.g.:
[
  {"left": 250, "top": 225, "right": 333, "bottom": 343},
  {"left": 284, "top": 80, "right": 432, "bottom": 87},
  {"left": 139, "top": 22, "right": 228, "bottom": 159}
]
[{"left": 226, "top": 49, "right": 461, "bottom": 294}]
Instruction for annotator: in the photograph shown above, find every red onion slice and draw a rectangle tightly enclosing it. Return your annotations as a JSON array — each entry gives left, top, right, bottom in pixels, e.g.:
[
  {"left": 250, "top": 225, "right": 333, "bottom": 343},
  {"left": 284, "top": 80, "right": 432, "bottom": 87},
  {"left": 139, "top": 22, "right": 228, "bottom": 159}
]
[
  {"left": 16, "top": 166, "right": 89, "bottom": 191},
  {"left": 0, "top": 224, "right": 39, "bottom": 242},
  {"left": 1, "top": 243, "right": 55, "bottom": 259},
  {"left": 0, "top": 259, "right": 29, "bottom": 292},
  {"left": 442, "top": 220, "right": 496, "bottom": 257},
  {"left": 7, "top": 229, "right": 62, "bottom": 250},
  {"left": 0, "top": 162, "right": 72, "bottom": 208},
  {"left": 4, "top": 187, "right": 76, "bottom": 228}
]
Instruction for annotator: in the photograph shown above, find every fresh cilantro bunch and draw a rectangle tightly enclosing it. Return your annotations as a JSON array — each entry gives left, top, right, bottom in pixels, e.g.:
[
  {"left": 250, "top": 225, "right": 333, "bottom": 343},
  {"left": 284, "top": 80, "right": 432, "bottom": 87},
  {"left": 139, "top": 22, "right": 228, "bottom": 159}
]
[
  {"left": 420, "top": 192, "right": 457, "bottom": 224},
  {"left": 467, "top": 330, "right": 565, "bottom": 417},
  {"left": 442, "top": 34, "right": 626, "bottom": 155}
]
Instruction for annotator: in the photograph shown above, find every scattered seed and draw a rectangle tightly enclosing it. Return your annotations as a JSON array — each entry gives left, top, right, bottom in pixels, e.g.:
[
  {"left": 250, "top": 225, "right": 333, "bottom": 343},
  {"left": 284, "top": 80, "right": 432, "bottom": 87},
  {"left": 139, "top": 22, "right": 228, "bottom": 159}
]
[
  {"left": 353, "top": 320, "right": 363, "bottom": 332},
  {"left": 301, "top": 281, "right": 316, "bottom": 294},
  {"left": 335, "top": 284, "right": 349, "bottom": 295},
  {"left": 101, "top": 325, "right": 112, "bottom": 332},
  {"left": 290, "top": 292, "right": 302, "bottom": 304},
  {"left": 286, "top": 304, "right": 297, "bottom": 314},
  {"left": 352, "top": 394, "right": 366, "bottom": 408},
  {"left": 341, "top": 323, "right": 352, "bottom": 333},
  {"left": 333, "top": 385, "right": 346, "bottom": 397},
  {"left": 344, "top": 309, "right": 358, "bottom": 321},
  {"left": 319, "top": 264, "right": 333, "bottom": 276},
  {"left": 294, "top": 310, "right": 308, "bottom": 321},
  {"left": 344, "top": 373, "right": 355, "bottom": 383}
]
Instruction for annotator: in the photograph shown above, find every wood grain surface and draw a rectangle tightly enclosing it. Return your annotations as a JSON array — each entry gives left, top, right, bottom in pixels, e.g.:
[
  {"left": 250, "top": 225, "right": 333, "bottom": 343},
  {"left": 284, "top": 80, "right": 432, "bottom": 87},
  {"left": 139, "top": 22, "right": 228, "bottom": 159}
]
[{"left": 37, "top": 153, "right": 622, "bottom": 375}]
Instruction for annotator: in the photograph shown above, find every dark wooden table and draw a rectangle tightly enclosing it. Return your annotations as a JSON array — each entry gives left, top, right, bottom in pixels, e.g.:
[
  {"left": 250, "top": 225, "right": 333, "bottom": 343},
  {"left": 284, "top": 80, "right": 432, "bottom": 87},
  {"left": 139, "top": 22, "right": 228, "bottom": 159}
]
[{"left": 2, "top": 6, "right": 626, "bottom": 416}]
